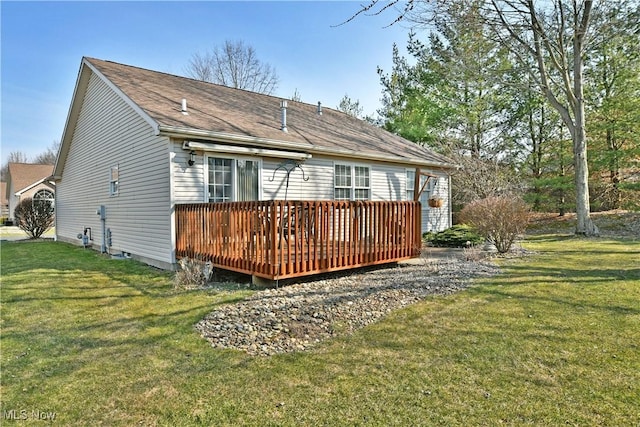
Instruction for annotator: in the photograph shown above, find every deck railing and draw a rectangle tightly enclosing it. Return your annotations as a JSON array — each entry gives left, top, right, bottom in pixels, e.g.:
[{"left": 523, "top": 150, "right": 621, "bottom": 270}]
[{"left": 175, "top": 200, "right": 421, "bottom": 280}]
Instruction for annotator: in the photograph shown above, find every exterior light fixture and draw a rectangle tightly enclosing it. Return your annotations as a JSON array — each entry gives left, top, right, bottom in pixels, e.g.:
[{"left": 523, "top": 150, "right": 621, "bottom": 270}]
[{"left": 188, "top": 150, "right": 196, "bottom": 166}]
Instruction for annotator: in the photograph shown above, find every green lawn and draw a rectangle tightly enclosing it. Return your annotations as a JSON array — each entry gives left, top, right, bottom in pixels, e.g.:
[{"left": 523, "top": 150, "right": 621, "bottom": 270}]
[{"left": 1, "top": 237, "right": 638, "bottom": 426}]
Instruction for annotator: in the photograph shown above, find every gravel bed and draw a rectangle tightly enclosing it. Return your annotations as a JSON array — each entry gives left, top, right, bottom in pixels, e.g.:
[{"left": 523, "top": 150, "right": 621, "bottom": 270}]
[{"left": 195, "top": 258, "right": 500, "bottom": 356}]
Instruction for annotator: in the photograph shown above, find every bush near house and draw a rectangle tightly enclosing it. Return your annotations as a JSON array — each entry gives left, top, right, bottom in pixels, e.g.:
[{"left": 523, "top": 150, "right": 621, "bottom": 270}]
[
  {"left": 459, "top": 195, "right": 530, "bottom": 253},
  {"left": 13, "top": 197, "right": 54, "bottom": 239},
  {"left": 424, "top": 224, "right": 485, "bottom": 247}
]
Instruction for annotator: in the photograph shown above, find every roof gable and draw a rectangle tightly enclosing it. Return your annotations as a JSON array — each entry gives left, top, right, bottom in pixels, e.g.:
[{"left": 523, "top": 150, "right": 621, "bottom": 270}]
[{"left": 7, "top": 163, "right": 54, "bottom": 194}]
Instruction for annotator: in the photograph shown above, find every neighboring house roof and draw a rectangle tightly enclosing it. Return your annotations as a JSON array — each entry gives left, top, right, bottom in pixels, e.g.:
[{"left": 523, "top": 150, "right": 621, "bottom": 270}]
[
  {"left": 7, "top": 163, "right": 54, "bottom": 195},
  {"left": 55, "top": 57, "right": 456, "bottom": 178}
]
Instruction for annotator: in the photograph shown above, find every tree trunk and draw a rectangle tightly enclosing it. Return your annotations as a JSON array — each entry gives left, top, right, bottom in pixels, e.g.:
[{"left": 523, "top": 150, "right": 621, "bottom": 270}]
[
  {"left": 573, "top": 6, "right": 599, "bottom": 236},
  {"left": 572, "top": 123, "right": 598, "bottom": 235}
]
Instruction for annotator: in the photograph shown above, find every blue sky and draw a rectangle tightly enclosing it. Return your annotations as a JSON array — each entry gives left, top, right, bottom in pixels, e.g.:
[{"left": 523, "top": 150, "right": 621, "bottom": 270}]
[{"left": 1, "top": 1, "right": 413, "bottom": 166}]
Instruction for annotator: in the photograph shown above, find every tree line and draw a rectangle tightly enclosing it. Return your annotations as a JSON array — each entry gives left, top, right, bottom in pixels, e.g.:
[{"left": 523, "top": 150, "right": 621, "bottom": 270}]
[{"left": 370, "top": 0, "right": 639, "bottom": 229}]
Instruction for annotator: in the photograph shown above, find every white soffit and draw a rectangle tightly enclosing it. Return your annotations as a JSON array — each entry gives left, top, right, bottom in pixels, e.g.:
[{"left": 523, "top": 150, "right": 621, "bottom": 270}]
[{"left": 183, "top": 141, "right": 312, "bottom": 161}]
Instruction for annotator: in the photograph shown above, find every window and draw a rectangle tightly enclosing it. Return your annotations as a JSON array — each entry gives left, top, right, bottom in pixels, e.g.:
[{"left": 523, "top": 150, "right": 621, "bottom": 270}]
[
  {"left": 109, "top": 165, "right": 119, "bottom": 196},
  {"left": 334, "top": 164, "right": 370, "bottom": 201},
  {"left": 406, "top": 170, "right": 415, "bottom": 201},
  {"left": 207, "top": 157, "right": 259, "bottom": 202},
  {"left": 33, "top": 189, "right": 55, "bottom": 209},
  {"left": 334, "top": 164, "right": 352, "bottom": 200}
]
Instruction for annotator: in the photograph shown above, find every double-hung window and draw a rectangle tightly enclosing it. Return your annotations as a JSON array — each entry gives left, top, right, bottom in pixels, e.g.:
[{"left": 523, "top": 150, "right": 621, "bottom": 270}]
[
  {"left": 207, "top": 157, "right": 259, "bottom": 202},
  {"left": 334, "top": 164, "right": 370, "bottom": 201}
]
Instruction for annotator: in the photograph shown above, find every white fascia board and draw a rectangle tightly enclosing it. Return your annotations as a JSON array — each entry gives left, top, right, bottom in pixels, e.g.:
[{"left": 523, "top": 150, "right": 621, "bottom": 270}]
[
  {"left": 54, "top": 60, "right": 89, "bottom": 179},
  {"left": 306, "top": 145, "right": 459, "bottom": 170},
  {"left": 83, "top": 59, "right": 160, "bottom": 135},
  {"left": 15, "top": 177, "right": 55, "bottom": 196},
  {"left": 54, "top": 58, "right": 160, "bottom": 180},
  {"left": 183, "top": 141, "right": 312, "bottom": 161}
]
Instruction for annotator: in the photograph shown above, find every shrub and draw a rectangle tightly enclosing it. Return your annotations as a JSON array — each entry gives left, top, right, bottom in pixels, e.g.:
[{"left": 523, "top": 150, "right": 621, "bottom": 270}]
[
  {"left": 13, "top": 197, "right": 54, "bottom": 239},
  {"left": 424, "top": 224, "right": 484, "bottom": 248},
  {"left": 459, "top": 195, "right": 530, "bottom": 254},
  {"left": 174, "top": 257, "right": 214, "bottom": 289}
]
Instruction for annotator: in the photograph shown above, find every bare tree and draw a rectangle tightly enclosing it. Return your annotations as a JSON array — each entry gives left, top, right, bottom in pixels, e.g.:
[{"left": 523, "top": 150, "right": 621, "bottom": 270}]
[
  {"left": 185, "top": 40, "right": 279, "bottom": 95},
  {"left": 291, "top": 89, "right": 302, "bottom": 102},
  {"left": 32, "top": 141, "right": 60, "bottom": 165},
  {"left": 337, "top": 94, "right": 364, "bottom": 118},
  {"left": 346, "top": 0, "right": 600, "bottom": 235}
]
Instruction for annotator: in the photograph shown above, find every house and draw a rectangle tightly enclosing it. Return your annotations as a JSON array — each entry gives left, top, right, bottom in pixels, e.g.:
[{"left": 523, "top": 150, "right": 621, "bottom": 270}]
[
  {"left": 0, "top": 182, "right": 8, "bottom": 220},
  {"left": 53, "top": 57, "right": 457, "bottom": 277},
  {"left": 5, "top": 163, "right": 55, "bottom": 222}
]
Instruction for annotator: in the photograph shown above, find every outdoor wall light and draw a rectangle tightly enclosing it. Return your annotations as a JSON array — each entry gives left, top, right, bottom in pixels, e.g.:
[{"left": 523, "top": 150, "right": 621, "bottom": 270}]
[{"left": 188, "top": 150, "right": 196, "bottom": 166}]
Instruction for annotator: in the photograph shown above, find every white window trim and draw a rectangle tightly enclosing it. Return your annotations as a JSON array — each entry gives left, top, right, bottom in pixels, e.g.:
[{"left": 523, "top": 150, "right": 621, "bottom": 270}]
[
  {"left": 333, "top": 162, "right": 371, "bottom": 201},
  {"left": 406, "top": 169, "right": 415, "bottom": 201},
  {"left": 204, "top": 155, "right": 262, "bottom": 202}
]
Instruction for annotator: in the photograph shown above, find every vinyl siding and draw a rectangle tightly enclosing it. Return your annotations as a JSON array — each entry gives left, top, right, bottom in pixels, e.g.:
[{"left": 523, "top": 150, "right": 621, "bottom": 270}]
[
  {"left": 417, "top": 170, "right": 450, "bottom": 233},
  {"left": 172, "top": 150, "right": 450, "bottom": 233},
  {"left": 171, "top": 146, "right": 451, "bottom": 235},
  {"left": 56, "top": 72, "right": 172, "bottom": 268},
  {"left": 172, "top": 148, "right": 205, "bottom": 202},
  {"left": 263, "top": 158, "right": 334, "bottom": 200},
  {"left": 172, "top": 153, "right": 335, "bottom": 202},
  {"left": 371, "top": 164, "right": 404, "bottom": 201}
]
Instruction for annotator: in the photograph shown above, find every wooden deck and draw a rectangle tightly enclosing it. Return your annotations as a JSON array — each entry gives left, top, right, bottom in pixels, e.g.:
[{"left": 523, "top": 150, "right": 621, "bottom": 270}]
[{"left": 175, "top": 200, "right": 421, "bottom": 280}]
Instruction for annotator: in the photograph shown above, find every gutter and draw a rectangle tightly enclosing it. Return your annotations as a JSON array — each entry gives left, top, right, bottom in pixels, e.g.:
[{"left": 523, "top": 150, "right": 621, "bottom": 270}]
[{"left": 304, "top": 145, "right": 460, "bottom": 170}]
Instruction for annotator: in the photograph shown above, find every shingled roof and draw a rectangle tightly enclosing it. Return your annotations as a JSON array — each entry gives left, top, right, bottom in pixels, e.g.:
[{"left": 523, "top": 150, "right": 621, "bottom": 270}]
[
  {"left": 59, "top": 57, "right": 455, "bottom": 172},
  {"left": 7, "top": 163, "right": 54, "bottom": 194}
]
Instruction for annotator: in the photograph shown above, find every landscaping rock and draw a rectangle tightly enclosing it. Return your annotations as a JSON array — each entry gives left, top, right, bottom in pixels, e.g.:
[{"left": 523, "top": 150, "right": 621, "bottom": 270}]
[{"left": 195, "top": 258, "right": 500, "bottom": 356}]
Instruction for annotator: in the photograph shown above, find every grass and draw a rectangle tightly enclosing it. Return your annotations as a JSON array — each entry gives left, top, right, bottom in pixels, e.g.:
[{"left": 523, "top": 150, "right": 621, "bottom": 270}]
[{"left": 1, "top": 236, "right": 639, "bottom": 426}]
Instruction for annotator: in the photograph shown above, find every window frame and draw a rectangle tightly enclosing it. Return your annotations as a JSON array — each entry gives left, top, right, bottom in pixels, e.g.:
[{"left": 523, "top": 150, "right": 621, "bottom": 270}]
[
  {"left": 334, "top": 162, "right": 371, "bottom": 201},
  {"left": 33, "top": 189, "right": 55, "bottom": 210},
  {"left": 109, "top": 165, "right": 119, "bottom": 196},
  {"left": 406, "top": 169, "right": 416, "bottom": 201},
  {"left": 205, "top": 155, "right": 262, "bottom": 203}
]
